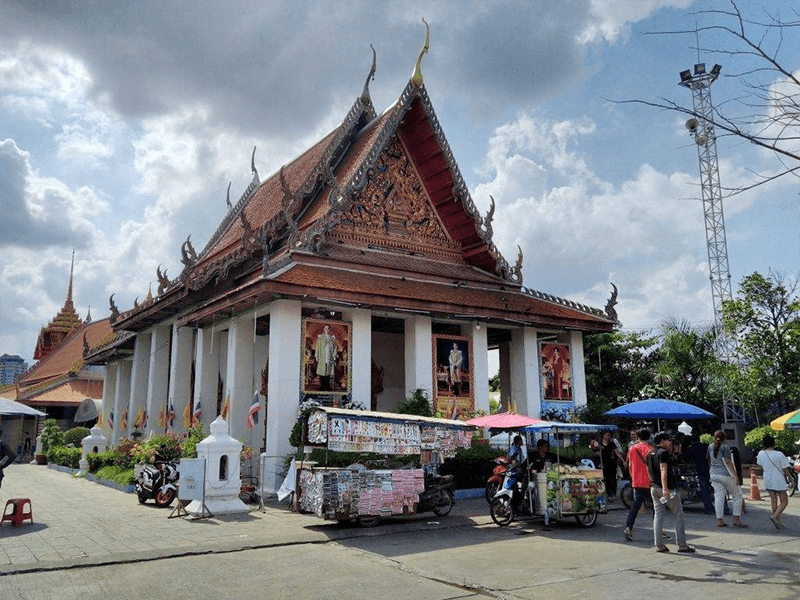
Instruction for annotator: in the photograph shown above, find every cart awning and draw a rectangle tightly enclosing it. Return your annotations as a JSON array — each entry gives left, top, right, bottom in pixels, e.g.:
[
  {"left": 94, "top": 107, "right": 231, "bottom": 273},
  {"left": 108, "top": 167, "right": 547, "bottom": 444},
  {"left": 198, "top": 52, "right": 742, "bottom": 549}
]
[{"left": 523, "top": 421, "right": 617, "bottom": 434}]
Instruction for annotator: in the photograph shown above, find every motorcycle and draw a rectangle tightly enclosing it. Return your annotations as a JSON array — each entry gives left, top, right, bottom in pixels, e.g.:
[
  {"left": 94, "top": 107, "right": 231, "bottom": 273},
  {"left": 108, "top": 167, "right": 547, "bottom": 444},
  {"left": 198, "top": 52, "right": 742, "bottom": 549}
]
[
  {"left": 485, "top": 456, "right": 510, "bottom": 503},
  {"left": 358, "top": 471, "right": 455, "bottom": 527},
  {"left": 135, "top": 457, "right": 179, "bottom": 507},
  {"left": 490, "top": 466, "right": 540, "bottom": 526},
  {"left": 620, "top": 464, "right": 702, "bottom": 509}
]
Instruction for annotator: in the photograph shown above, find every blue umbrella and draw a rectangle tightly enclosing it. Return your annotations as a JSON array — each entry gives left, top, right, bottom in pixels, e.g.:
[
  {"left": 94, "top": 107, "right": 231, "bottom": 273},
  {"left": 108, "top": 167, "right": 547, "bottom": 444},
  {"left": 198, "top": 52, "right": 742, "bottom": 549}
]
[{"left": 604, "top": 398, "right": 715, "bottom": 421}]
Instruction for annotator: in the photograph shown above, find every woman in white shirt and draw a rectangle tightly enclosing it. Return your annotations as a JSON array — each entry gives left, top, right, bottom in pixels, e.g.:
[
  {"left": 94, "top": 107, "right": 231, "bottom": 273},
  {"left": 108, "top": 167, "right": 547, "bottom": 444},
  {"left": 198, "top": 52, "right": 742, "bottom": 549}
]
[{"left": 756, "top": 434, "right": 792, "bottom": 529}]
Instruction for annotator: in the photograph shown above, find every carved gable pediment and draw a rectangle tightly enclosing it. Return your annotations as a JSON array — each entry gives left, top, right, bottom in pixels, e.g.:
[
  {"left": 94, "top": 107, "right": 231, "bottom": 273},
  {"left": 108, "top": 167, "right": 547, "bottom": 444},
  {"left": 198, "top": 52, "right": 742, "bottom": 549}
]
[{"left": 332, "top": 137, "right": 460, "bottom": 256}]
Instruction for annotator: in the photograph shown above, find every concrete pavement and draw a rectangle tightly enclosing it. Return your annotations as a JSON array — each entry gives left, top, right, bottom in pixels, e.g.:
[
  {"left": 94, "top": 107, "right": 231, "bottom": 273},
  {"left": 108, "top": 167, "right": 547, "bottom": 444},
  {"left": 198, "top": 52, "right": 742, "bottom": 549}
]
[{"left": 1, "top": 462, "right": 800, "bottom": 599}]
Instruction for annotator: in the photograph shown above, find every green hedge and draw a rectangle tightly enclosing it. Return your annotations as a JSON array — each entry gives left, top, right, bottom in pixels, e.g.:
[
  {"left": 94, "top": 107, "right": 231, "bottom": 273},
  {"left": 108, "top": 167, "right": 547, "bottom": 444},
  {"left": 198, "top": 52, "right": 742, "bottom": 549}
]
[
  {"left": 95, "top": 465, "right": 136, "bottom": 486},
  {"left": 439, "top": 443, "right": 505, "bottom": 489},
  {"left": 47, "top": 446, "right": 82, "bottom": 469},
  {"left": 744, "top": 426, "right": 800, "bottom": 456},
  {"left": 64, "top": 427, "right": 90, "bottom": 447}
]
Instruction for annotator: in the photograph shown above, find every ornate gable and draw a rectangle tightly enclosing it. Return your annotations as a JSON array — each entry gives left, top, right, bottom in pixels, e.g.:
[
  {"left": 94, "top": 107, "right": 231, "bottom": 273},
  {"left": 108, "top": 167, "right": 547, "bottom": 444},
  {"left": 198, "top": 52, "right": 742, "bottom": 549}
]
[{"left": 332, "top": 136, "right": 461, "bottom": 259}]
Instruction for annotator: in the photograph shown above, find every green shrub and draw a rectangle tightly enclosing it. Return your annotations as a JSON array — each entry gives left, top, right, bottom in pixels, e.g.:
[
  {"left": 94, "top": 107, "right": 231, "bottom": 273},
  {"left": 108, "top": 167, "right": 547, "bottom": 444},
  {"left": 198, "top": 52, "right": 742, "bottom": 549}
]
[
  {"left": 397, "top": 389, "right": 433, "bottom": 417},
  {"left": 181, "top": 423, "right": 206, "bottom": 458},
  {"left": 95, "top": 465, "right": 136, "bottom": 486},
  {"left": 64, "top": 427, "right": 90, "bottom": 447},
  {"left": 700, "top": 433, "right": 714, "bottom": 445},
  {"left": 40, "top": 419, "right": 64, "bottom": 454},
  {"left": 439, "top": 441, "right": 505, "bottom": 489},
  {"left": 132, "top": 433, "right": 183, "bottom": 464},
  {"left": 47, "top": 446, "right": 82, "bottom": 469},
  {"left": 744, "top": 426, "right": 799, "bottom": 455},
  {"left": 87, "top": 450, "right": 123, "bottom": 473}
]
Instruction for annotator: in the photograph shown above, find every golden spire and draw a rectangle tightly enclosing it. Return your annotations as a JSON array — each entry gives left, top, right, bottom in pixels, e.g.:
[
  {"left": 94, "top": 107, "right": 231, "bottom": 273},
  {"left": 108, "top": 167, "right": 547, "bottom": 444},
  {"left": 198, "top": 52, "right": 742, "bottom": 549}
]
[
  {"left": 361, "top": 44, "right": 377, "bottom": 101},
  {"left": 411, "top": 17, "right": 429, "bottom": 87}
]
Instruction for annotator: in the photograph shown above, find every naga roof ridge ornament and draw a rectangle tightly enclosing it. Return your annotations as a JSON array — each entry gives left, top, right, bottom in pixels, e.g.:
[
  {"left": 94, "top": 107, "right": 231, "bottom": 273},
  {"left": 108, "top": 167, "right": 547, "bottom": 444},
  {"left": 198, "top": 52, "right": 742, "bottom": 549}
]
[
  {"left": 181, "top": 235, "right": 198, "bottom": 267},
  {"left": 410, "top": 17, "right": 429, "bottom": 87},
  {"left": 108, "top": 294, "right": 119, "bottom": 324},
  {"left": 361, "top": 44, "right": 377, "bottom": 102},
  {"left": 605, "top": 282, "right": 619, "bottom": 324},
  {"left": 156, "top": 264, "right": 170, "bottom": 295}
]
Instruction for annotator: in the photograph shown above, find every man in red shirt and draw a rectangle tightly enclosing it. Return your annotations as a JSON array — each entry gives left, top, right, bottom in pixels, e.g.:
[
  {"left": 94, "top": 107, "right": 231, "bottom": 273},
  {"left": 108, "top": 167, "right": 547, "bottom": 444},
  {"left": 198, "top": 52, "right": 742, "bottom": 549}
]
[{"left": 623, "top": 428, "right": 652, "bottom": 540}]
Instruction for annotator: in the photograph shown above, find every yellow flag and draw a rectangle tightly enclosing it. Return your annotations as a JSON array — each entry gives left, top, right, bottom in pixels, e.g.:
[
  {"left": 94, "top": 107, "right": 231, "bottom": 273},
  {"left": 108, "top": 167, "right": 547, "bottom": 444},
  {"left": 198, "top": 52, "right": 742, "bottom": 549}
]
[
  {"left": 220, "top": 394, "right": 230, "bottom": 420},
  {"left": 183, "top": 401, "right": 192, "bottom": 429}
]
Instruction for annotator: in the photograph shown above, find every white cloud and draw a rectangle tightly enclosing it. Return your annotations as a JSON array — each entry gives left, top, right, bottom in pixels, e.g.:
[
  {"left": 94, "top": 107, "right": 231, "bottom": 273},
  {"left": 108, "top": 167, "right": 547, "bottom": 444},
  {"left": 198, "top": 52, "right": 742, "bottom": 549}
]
[{"left": 579, "top": 0, "right": 694, "bottom": 43}]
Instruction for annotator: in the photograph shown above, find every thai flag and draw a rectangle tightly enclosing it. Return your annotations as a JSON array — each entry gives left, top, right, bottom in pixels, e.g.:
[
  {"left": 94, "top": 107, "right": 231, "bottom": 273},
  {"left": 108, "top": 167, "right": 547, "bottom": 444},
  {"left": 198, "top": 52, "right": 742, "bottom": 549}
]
[
  {"left": 192, "top": 401, "right": 202, "bottom": 426},
  {"left": 107, "top": 410, "right": 114, "bottom": 429},
  {"left": 247, "top": 393, "right": 261, "bottom": 429}
]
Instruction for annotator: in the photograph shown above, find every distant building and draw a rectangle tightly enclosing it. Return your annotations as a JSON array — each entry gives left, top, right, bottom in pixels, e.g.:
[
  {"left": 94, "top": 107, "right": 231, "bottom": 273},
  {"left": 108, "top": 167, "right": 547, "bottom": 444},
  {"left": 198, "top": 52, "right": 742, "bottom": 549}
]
[{"left": 0, "top": 354, "right": 28, "bottom": 385}]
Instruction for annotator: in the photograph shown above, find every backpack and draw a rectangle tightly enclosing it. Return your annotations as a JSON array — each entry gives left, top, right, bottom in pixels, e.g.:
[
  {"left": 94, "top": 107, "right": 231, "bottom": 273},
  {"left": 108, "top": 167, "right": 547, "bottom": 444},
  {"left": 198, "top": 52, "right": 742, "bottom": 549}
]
[{"left": 646, "top": 447, "right": 664, "bottom": 486}]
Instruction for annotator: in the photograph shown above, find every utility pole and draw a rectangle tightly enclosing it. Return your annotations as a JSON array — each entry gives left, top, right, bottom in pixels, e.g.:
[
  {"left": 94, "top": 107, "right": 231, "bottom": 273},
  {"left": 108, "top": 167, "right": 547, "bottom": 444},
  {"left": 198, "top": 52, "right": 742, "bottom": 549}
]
[{"left": 679, "top": 63, "right": 746, "bottom": 424}]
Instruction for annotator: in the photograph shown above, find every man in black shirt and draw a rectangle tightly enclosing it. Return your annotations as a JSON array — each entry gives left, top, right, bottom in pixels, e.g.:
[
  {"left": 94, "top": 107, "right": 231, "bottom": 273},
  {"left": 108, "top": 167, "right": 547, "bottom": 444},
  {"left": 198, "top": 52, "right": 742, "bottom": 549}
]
[
  {"left": 0, "top": 429, "right": 17, "bottom": 490},
  {"left": 648, "top": 432, "right": 696, "bottom": 554}
]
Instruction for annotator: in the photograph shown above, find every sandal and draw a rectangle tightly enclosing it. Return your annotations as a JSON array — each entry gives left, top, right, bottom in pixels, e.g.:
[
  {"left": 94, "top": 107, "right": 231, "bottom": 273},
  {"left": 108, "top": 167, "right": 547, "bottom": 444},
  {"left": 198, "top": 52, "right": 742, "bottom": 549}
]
[
  {"left": 733, "top": 522, "right": 748, "bottom": 528},
  {"left": 677, "top": 545, "right": 696, "bottom": 553},
  {"left": 656, "top": 546, "right": 670, "bottom": 553},
  {"left": 716, "top": 522, "right": 728, "bottom": 527},
  {"left": 770, "top": 516, "right": 781, "bottom": 530}
]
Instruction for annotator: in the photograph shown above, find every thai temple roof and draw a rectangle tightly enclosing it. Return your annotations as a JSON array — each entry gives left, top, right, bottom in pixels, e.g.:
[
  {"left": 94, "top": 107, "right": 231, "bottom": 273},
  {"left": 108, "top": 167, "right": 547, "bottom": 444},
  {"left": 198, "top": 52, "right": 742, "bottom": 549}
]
[{"left": 108, "top": 26, "right": 616, "bottom": 336}]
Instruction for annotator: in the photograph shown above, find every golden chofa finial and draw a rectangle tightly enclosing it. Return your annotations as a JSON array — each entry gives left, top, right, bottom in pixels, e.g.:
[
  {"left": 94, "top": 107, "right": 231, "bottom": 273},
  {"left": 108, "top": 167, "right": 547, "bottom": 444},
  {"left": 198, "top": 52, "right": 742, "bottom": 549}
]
[
  {"left": 361, "top": 44, "right": 377, "bottom": 101},
  {"left": 411, "top": 17, "right": 429, "bottom": 87}
]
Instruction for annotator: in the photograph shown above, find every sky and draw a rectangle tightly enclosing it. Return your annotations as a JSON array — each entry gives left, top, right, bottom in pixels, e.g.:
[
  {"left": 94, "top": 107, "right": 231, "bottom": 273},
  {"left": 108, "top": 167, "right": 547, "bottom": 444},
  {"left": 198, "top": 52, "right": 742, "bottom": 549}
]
[{"left": 1, "top": 0, "right": 799, "bottom": 368}]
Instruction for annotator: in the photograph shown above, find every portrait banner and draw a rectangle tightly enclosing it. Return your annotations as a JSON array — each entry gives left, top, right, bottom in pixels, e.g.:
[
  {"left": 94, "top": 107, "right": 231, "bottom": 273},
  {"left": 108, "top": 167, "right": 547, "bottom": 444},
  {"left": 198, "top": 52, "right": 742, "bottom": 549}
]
[
  {"left": 302, "top": 319, "right": 351, "bottom": 396},
  {"left": 540, "top": 343, "right": 572, "bottom": 401},
  {"left": 432, "top": 334, "right": 474, "bottom": 418}
]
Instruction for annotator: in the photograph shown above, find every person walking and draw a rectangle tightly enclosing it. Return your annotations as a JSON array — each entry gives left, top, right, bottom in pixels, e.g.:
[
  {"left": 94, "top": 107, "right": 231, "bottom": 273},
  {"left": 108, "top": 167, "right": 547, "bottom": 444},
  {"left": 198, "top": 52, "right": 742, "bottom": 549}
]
[
  {"left": 708, "top": 430, "right": 747, "bottom": 528},
  {"left": 686, "top": 434, "right": 715, "bottom": 514},
  {"left": 648, "top": 431, "right": 696, "bottom": 553},
  {"left": 600, "top": 430, "right": 625, "bottom": 502},
  {"left": 756, "top": 434, "right": 792, "bottom": 530},
  {"left": 623, "top": 428, "right": 652, "bottom": 541},
  {"left": 0, "top": 429, "right": 17, "bottom": 490}
]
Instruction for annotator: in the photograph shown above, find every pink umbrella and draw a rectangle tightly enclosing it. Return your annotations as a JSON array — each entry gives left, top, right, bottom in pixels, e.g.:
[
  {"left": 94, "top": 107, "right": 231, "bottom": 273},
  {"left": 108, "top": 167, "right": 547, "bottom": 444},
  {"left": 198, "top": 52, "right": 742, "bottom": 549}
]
[{"left": 466, "top": 413, "right": 546, "bottom": 429}]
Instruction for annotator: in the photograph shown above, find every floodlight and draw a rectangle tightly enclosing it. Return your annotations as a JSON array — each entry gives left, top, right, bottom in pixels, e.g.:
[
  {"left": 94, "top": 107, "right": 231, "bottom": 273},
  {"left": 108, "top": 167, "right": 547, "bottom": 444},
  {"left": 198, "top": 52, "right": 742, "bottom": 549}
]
[
  {"left": 694, "top": 63, "right": 706, "bottom": 75},
  {"left": 679, "top": 70, "right": 692, "bottom": 83},
  {"left": 710, "top": 64, "right": 722, "bottom": 76}
]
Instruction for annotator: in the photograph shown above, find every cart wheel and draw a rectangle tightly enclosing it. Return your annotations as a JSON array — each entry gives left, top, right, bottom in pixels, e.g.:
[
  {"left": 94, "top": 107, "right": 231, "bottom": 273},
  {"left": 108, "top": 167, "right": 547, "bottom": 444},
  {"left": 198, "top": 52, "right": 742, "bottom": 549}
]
[
  {"left": 359, "top": 515, "right": 382, "bottom": 528},
  {"left": 490, "top": 497, "right": 514, "bottom": 526},
  {"left": 432, "top": 490, "right": 454, "bottom": 516},
  {"left": 574, "top": 512, "right": 597, "bottom": 528},
  {"left": 620, "top": 485, "right": 634, "bottom": 509},
  {"left": 485, "top": 481, "right": 501, "bottom": 503}
]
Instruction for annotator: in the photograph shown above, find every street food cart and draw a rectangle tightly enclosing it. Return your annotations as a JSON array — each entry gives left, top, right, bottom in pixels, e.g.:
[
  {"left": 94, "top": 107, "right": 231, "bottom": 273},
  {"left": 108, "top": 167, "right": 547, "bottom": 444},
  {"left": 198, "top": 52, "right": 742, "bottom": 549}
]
[
  {"left": 297, "top": 407, "right": 474, "bottom": 524},
  {"left": 523, "top": 421, "right": 617, "bottom": 526}
]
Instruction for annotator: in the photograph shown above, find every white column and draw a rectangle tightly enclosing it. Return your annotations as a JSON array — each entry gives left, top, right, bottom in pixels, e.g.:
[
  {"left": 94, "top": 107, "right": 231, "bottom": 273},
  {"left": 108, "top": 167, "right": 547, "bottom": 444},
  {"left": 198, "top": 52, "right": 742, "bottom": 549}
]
[
  {"left": 468, "top": 322, "right": 489, "bottom": 415},
  {"left": 348, "top": 308, "right": 371, "bottom": 409},
  {"left": 146, "top": 324, "right": 171, "bottom": 436},
  {"left": 570, "top": 330, "right": 587, "bottom": 409},
  {"left": 101, "top": 363, "right": 117, "bottom": 440},
  {"left": 194, "top": 326, "right": 218, "bottom": 430},
  {"left": 168, "top": 323, "right": 194, "bottom": 435},
  {"left": 404, "top": 315, "right": 432, "bottom": 399},
  {"left": 129, "top": 331, "right": 152, "bottom": 437},
  {"left": 112, "top": 359, "right": 132, "bottom": 444},
  {"left": 509, "top": 327, "right": 540, "bottom": 418},
  {"left": 263, "top": 299, "right": 302, "bottom": 493},
  {"left": 226, "top": 314, "right": 255, "bottom": 441}
]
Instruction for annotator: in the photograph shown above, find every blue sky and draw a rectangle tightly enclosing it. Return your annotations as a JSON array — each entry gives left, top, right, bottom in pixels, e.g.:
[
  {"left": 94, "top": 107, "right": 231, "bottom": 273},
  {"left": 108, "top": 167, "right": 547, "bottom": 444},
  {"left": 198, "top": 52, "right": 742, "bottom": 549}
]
[{"left": 1, "top": 0, "right": 798, "bottom": 366}]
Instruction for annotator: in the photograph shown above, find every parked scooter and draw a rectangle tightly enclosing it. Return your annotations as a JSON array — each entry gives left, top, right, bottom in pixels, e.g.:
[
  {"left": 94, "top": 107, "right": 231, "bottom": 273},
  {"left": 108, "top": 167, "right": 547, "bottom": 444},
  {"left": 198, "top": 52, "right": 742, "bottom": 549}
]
[
  {"left": 490, "top": 465, "right": 539, "bottom": 526},
  {"left": 485, "top": 456, "right": 510, "bottom": 503},
  {"left": 135, "top": 456, "right": 179, "bottom": 507}
]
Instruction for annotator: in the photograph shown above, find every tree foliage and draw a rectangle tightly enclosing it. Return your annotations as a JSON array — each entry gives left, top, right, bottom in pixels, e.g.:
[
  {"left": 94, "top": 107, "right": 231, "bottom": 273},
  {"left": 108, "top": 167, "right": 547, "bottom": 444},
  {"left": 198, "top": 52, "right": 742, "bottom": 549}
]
[
  {"left": 583, "top": 330, "right": 659, "bottom": 421},
  {"left": 722, "top": 271, "right": 800, "bottom": 417},
  {"left": 651, "top": 317, "right": 724, "bottom": 415}
]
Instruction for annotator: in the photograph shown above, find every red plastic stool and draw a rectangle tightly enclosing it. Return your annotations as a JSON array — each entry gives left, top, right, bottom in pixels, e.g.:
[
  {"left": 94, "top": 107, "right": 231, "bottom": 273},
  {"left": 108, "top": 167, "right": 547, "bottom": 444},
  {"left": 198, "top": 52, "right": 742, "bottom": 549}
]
[{"left": 1, "top": 498, "right": 33, "bottom": 527}]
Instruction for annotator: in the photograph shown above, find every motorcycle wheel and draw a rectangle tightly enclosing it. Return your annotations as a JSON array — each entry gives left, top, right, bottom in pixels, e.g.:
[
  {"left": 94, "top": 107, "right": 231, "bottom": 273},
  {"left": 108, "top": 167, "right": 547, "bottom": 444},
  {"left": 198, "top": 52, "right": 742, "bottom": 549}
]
[
  {"left": 789, "top": 473, "right": 798, "bottom": 497},
  {"left": 574, "top": 512, "right": 598, "bottom": 528},
  {"left": 137, "top": 493, "right": 148, "bottom": 505},
  {"left": 432, "top": 490, "right": 454, "bottom": 516},
  {"left": 155, "top": 488, "right": 176, "bottom": 507},
  {"left": 490, "top": 496, "right": 514, "bottom": 526},
  {"left": 358, "top": 515, "right": 381, "bottom": 527},
  {"left": 485, "top": 481, "right": 501, "bottom": 503}
]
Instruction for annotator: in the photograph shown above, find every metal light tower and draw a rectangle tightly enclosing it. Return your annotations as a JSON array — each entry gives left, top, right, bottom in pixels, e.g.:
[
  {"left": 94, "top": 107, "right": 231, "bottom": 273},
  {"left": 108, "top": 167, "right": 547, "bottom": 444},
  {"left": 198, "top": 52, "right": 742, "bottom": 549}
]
[{"left": 679, "top": 63, "right": 745, "bottom": 423}]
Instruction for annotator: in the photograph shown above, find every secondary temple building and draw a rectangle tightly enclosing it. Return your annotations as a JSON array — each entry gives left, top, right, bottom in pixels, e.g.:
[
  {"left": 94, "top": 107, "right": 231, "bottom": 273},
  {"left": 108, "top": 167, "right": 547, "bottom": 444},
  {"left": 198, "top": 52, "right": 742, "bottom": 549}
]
[{"left": 86, "top": 37, "right": 616, "bottom": 491}]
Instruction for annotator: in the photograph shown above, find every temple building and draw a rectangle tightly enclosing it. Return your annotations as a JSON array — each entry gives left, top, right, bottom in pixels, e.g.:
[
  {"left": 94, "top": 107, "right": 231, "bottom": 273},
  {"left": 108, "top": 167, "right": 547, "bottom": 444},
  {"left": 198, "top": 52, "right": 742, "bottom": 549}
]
[
  {"left": 5, "top": 254, "right": 111, "bottom": 439},
  {"left": 86, "top": 34, "right": 615, "bottom": 492}
]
